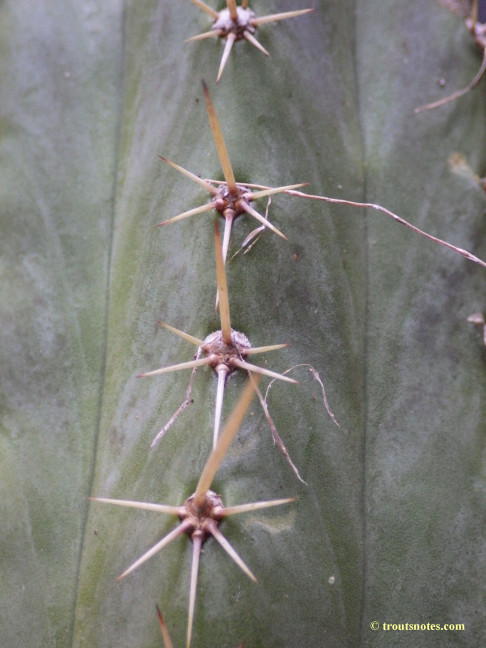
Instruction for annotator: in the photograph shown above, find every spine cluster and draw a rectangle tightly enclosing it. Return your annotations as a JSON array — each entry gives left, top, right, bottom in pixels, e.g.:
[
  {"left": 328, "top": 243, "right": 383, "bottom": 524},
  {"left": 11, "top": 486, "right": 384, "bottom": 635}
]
[
  {"left": 92, "top": 1, "right": 486, "bottom": 646},
  {"left": 93, "top": 2, "right": 320, "bottom": 646}
]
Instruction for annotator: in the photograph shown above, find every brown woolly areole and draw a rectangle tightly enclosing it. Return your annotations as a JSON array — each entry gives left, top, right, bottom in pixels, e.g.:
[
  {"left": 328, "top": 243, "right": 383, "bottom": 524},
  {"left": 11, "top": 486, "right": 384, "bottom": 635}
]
[
  {"left": 202, "top": 328, "right": 252, "bottom": 375},
  {"left": 212, "top": 182, "right": 252, "bottom": 217},
  {"left": 179, "top": 489, "right": 225, "bottom": 532},
  {"left": 212, "top": 6, "right": 256, "bottom": 40}
]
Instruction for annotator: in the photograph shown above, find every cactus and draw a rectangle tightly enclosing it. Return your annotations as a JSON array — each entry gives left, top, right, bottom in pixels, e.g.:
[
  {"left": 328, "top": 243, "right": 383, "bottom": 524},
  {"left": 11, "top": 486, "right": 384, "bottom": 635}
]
[{"left": 1, "top": 1, "right": 486, "bottom": 647}]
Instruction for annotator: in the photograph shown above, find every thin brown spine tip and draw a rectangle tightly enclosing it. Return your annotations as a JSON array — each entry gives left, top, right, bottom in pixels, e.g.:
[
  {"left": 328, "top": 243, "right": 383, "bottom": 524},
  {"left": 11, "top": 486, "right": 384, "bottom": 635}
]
[{"left": 156, "top": 604, "right": 174, "bottom": 648}]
